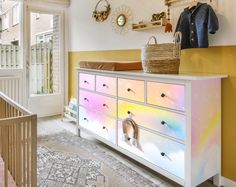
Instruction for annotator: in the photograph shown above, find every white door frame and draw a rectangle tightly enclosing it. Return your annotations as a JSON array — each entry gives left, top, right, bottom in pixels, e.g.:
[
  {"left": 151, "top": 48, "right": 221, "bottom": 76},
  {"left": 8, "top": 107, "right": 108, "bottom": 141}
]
[{"left": 22, "top": 0, "right": 69, "bottom": 116}]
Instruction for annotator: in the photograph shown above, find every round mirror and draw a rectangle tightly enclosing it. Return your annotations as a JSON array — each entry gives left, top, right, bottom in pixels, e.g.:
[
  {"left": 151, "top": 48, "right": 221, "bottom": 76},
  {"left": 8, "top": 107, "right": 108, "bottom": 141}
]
[{"left": 116, "top": 14, "right": 126, "bottom": 27}]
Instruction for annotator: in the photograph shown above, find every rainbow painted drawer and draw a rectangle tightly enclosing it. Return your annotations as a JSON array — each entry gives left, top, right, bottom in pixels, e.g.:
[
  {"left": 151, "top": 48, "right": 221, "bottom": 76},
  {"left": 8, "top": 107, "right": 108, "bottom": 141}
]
[
  {"left": 79, "top": 106, "right": 116, "bottom": 144},
  {"left": 96, "top": 75, "right": 116, "bottom": 96},
  {"left": 118, "top": 100, "right": 186, "bottom": 141},
  {"left": 79, "top": 73, "right": 95, "bottom": 91},
  {"left": 118, "top": 78, "right": 144, "bottom": 102},
  {"left": 77, "top": 68, "right": 226, "bottom": 187},
  {"left": 79, "top": 90, "right": 116, "bottom": 117},
  {"left": 147, "top": 81, "right": 185, "bottom": 111},
  {"left": 118, "top": 121, "right": 185, "bottom": 179}
]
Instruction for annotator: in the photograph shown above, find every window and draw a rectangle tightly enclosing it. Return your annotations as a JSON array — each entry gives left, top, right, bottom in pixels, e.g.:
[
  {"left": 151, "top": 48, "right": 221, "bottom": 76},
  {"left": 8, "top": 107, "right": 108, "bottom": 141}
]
[
  {"left": 12, "top": 4, "right": 20, "bottom": 26},
  {"left": 2, "top": 13, "right": 9, "bottom": 30}
]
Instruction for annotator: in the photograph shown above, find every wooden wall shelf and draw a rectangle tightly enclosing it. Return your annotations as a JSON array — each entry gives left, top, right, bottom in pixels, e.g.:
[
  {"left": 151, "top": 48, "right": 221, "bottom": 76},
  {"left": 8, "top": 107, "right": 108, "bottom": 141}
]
[{"left": 132, "top": 18, "right": 167, "bottom": 31}]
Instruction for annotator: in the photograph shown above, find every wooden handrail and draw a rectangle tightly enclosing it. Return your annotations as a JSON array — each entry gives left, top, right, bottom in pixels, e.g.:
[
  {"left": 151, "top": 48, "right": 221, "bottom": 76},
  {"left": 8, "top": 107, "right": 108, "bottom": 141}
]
[{"left": 0, "top": 91, "right": 32, "bottom": 115}]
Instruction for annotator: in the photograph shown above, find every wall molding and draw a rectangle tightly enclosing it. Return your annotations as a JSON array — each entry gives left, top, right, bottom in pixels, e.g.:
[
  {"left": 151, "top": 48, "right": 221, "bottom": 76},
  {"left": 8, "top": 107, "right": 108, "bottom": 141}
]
[{"left": 222, "top": 176, "right": 236, "bottom": 187}]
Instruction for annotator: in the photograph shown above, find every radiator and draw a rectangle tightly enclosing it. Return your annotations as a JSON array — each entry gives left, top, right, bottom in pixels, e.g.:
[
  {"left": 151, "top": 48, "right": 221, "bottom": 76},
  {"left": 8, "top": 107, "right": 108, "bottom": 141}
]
[{"left": 0, "top": 76, "right": 22, "bottom": 103}]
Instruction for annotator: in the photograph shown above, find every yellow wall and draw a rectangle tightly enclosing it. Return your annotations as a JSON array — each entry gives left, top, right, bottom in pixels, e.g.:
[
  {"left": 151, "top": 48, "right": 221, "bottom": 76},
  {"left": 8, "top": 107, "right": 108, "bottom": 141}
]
[{"left": 68, "top": 46, "right": 236, "bottom": 181}]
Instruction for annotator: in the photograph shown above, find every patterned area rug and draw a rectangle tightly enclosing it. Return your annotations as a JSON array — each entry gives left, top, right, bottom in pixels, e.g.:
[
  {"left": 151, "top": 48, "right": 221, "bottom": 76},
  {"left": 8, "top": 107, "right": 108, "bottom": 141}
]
[{"left": 37, "top": 131, "right": 163, "bottom": 187}]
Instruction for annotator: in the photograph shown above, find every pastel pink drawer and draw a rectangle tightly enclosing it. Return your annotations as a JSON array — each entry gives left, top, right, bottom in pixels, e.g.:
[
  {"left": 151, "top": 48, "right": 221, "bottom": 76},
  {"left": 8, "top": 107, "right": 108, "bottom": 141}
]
[
  {"left": 118, "top": 78, "right": 144, "bottom": 102},
  {"left": 96, "top": 75, "right": 116, "bottom": 96},
  {"left": 118, "top": 100, "right": 186, "bottom": 141},
  {"left": 79, "top": 106, "right": 116, "bottom": 144},
  {"left": 79, "top": 90, "right": 95, "bottom": 109},
  {"left": 147, "top": 82, "right": 185, "bottom": 111},
  {"left": 118, "top": 122, "right": 185, "bottom": 179},
  {"left": 79, "top": 73, "right": 95, "bottom": 91},
  {"left": 79, "top": 90, "right": 116, "bottom": 117}
]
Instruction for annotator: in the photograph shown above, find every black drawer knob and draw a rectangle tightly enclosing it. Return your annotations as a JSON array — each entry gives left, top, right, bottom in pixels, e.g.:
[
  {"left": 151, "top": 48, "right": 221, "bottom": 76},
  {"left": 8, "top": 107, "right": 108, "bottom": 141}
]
[
  {"left": 161, "top": 121, "right": 166, "bottom": 125},
  {"left": 103, "top": 103, "right": 107, "bottom": 107},
  {"left": 84, "top": 98, "right": 89, "bottom": 102},
  {"left": 102, "top": 126, "right": 106, "bottom": 129},
  {"left": 102, "top": 84, "right": 107, "bottom": 87},
  {"left": 127, "top": 137, "right": 131, "bottom": 141},
  {"left": 127, "top": 111, "right": 131, "bottom": 115},
  {"left": 161, "top": 93, "right": 166, "bottom": 98},
  {"left": 84, "top": 117, "right": 88, "bottom": 121},
  {"left": 161, "top": 152, "right": 165, "bottom": 157},
  {"left": 84, "top": 80, "right": 88, "bottom": 84},
  {"left": 127, "top": 88, "right": 132, "bottom": 92}
]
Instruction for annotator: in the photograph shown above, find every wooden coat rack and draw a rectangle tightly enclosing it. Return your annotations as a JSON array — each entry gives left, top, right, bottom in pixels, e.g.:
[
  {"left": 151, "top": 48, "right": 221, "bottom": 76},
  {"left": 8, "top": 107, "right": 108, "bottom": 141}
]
[{"left": 165, "top": 0, "right": 218, "bottom": 9}]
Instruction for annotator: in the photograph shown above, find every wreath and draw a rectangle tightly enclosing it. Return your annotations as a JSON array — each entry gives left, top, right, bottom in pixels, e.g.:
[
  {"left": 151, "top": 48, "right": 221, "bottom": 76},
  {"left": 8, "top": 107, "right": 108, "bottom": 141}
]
[{"left": 92, "top": 0, "right": 111, "bottom": 22}]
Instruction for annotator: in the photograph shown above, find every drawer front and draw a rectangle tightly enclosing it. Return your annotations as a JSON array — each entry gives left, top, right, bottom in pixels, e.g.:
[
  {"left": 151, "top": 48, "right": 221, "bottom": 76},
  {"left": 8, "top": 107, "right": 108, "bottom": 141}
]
[
  {"left": 118, "top": 78, "right": 144, "bottom": 102},
  {"left": 118, "top": 122, "right": 185, "bottom": 179},
  {"left": 79, "top": 90, "right": 116, "bottom": 117},
  {"left": 79, "top": 107, "right": 116, "bottom": 144},
  {"left": 147, "top": 82, "right": 185, "bottom": 111},
  {"left": 96, "top": 75, "right": 116, "bottom": 96},
  {"left": 79, "top": 73, "right": 95, "bottom": 91},
  {"left": 118, "top": 100, "right": 186, "bottom": 141}
]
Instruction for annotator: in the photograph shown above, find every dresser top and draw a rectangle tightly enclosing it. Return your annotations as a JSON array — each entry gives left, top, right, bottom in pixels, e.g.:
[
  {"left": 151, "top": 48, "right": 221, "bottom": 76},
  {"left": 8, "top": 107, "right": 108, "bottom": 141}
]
[{"left": 77, "top": 68, "right": 228, "bottom": 81}]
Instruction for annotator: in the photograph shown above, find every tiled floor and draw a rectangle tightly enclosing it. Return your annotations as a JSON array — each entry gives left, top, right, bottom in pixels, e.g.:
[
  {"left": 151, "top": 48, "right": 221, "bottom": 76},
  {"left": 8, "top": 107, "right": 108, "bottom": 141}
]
[{"left": 38, "top": 115, "right": 216, "bottom": 187}]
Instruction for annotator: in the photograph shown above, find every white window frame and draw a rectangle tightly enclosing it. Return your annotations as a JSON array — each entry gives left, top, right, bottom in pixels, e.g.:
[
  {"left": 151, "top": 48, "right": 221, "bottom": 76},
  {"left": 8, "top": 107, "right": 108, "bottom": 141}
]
[
  {"left": 12, "top": 3, "right": 20, "bottom": 26},
  {"left": 2, "top": 12, "right": 9, "bottom": 31}
]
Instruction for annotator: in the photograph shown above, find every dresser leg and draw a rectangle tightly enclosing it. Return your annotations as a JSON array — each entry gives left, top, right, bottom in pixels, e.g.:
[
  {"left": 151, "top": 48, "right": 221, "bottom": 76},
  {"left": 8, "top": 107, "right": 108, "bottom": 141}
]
[
  {"left": 213, "top": 174, "right": 222, "bottom": 187},
  {"left": 77, "top": 129, "right": 81, "bottom": 137}
]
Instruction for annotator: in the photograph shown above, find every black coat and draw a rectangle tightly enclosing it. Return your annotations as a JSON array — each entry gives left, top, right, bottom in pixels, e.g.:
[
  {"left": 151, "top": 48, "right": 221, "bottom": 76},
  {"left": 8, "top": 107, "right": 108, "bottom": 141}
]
[{"left": 175, "top": 3, "right": 219, "bottom": 49}]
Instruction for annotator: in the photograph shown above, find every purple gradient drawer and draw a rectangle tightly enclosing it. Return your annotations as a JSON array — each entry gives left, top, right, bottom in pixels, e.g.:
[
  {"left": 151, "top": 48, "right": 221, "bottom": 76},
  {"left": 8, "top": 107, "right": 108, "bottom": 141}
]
[
  {"left": 118, "top": 121, "right": 185, "bottom": 179},
  {"left": 147, "top": 82, "right": 185, "bottom": 111},
  {"left": 96, "top": 75, "right": 116, "bottom": 96},
  {"left": 79, "top": 90, "right": 95, "bottom": 109},
  {"left": 118, "top": 100, "right": 186, "bottom": 141},
  {"left": 79, "top": 90, "right": 116, "bottom": 117},
  {"left": 79, "top": 73, "right": 95, "bottom": 91},
  {"left": 79, "top": 106, "right": 116, "bottom": 144}
]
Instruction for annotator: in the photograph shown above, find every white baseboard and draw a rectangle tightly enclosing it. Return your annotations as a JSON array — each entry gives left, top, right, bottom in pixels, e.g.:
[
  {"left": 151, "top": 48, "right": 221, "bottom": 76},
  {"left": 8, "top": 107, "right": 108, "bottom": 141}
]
[{"left": 221, "top": 176, "right": 236, "bottom": 187}]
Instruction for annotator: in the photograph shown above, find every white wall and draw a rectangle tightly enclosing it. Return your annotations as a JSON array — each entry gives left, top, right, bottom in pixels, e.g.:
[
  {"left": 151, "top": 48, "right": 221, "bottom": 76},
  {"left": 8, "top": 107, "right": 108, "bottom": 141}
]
[{"left": 68, "top": 0, "right": 236, "bottom": 51}]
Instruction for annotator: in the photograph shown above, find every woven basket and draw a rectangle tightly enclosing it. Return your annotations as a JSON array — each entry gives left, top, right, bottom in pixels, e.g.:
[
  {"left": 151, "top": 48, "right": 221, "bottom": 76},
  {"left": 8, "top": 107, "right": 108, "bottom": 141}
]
[{"left": 141, "top": 32, "right": 182, "bottom": 74}]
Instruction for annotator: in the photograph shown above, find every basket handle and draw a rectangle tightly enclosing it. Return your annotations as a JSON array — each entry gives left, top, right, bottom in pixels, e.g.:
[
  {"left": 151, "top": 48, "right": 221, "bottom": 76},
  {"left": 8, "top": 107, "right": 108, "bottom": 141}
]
[
  {"left": 173, "top": 31, "right": 182, "bottom": 57},
  {"left": 174, "top": 31, "right": 182, "bottom": 45},
  {"left": 94, "top": 0, "right": 109, "bottom": 11},
  {"left": 147, "top": 36, "right": 158, "bottom": 45}
]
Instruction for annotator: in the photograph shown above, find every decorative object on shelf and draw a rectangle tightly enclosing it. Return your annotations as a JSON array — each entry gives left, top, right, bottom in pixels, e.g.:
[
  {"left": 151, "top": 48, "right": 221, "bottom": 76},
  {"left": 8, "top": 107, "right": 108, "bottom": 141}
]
[
  {"left": 141, "top": 32, "right": 182, "bottom": 74},
  {"left": 132, "top": 18, "right": 167, "bottom": 31},
  {"left": 111, "top": 5, "right": 133, "bottom": 34},
  {"left": 151, "top": 12, "right": 166, "bottom": 24},
  {"left": 93, "top": 0, "right": 111, "bottom": 22}
]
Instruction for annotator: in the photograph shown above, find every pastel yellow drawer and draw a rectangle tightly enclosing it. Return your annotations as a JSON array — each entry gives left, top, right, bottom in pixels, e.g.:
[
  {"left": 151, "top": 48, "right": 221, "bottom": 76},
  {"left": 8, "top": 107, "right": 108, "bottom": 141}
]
[
  {"left": 118, "top": 78, "right": 144, "bottom": 102},
  {"left": 79, "top": 106, "right": 116, "bottom": 144},
  {"left": 79, "top": 73, "right": 95, "bottom": 91},
  {"left": 147, "top": 81, "right": 185, "bottom": 111},
  {"left": 79, "top": 90, "right": 116, "bottom": 117},
  {"left": 96, "top": 75, "right": 116, "bottom": 96},
  {"left": 118, "top": 122, "right": 185, "bottom": 179},
  {"left": 118, "top": 100, "right": 186, "bottom": 141}
]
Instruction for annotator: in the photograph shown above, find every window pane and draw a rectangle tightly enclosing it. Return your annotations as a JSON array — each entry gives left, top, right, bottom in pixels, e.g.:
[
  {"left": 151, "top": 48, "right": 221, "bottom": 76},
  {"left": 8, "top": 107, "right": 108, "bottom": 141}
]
[
  {"left": 30, "top": 12, "right": 61, "bottom": 95},
  {"left": 0, "top": 0, "right": 21, "bottom": 69}
]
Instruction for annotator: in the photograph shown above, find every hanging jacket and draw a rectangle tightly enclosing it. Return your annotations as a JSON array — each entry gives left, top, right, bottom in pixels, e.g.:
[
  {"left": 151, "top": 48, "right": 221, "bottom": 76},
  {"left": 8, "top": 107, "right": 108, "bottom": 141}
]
[{"left": 175, "top": 3, "right": 219, "bottom": 49}]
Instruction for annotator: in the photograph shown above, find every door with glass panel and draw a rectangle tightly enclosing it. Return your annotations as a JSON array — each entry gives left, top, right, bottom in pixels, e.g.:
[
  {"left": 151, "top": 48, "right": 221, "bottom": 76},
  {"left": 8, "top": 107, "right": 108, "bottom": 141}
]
[{"left": 27, "top": 10, "right": 64, "bottom": 117}]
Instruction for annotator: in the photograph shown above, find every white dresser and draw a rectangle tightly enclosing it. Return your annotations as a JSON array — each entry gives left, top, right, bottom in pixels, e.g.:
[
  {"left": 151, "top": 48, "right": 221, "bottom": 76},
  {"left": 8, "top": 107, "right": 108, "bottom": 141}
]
[{"left": 77, "top": 68, "right": 226, "bottom": 187}]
